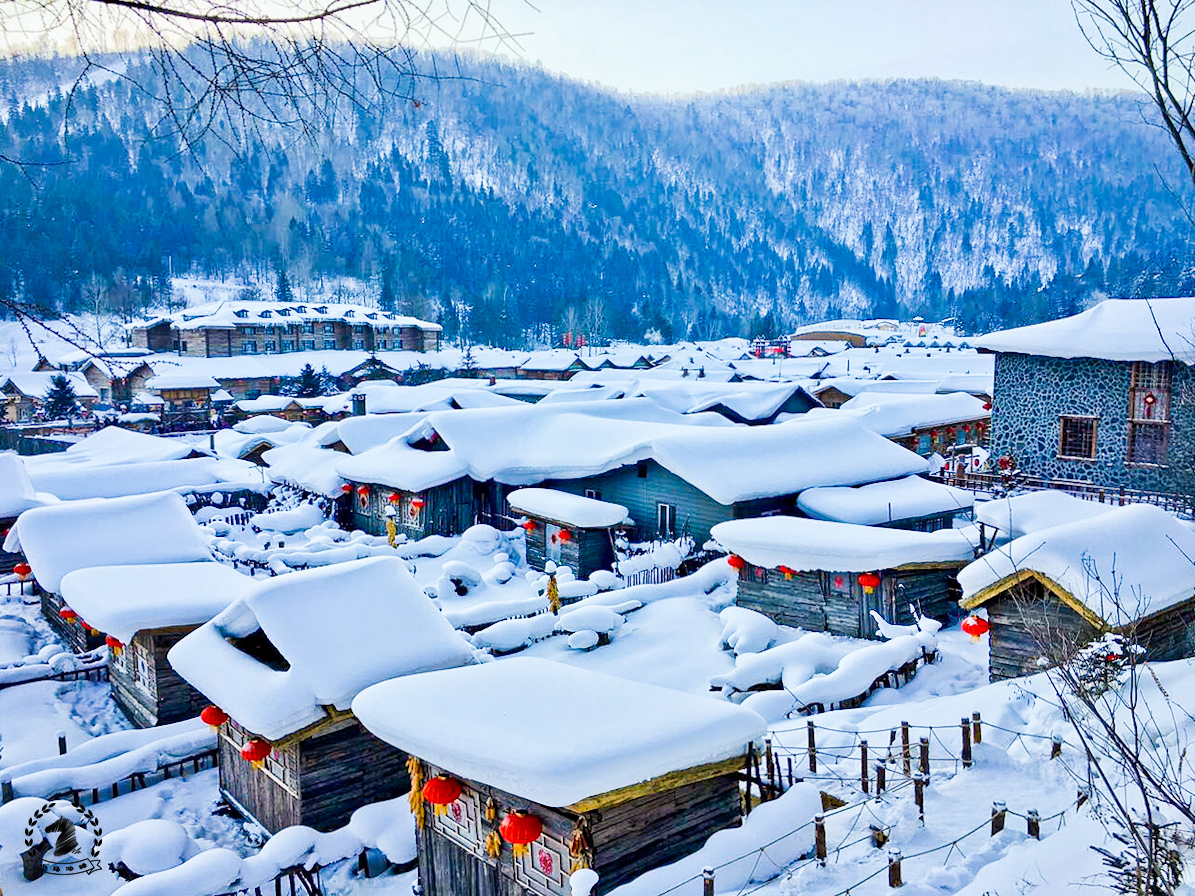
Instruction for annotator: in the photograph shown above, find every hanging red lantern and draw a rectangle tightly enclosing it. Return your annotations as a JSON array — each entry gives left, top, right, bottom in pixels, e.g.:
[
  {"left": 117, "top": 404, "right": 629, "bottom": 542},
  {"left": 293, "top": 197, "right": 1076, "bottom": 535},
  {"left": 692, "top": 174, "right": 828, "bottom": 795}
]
[
  {"left": 388, "top": 492, "right": 401, "bottom": 504},
  {"left": 983, "top": 402, "right": 993, "bottom": 411},
  {"left": 557, "top": 529, "right": 572, "bottom": 542},
  {"left": 421, "top": 774, "right": 464, "bottom": 814},
  {"left": 357, "top": 485, "right": 370, "bottom": 497},
  {"left": 200, "top": 705, "right": 230, "bottom": 729},
  {"left": 727, "top": 555, "right": 746, "bottom": 571},
  {"left": 500, "top": 810, "right": 543, "bottom": 858},
  {"left": 13, "top": 561, "right": 31, "bottom": 582},
  {"left": 930, "top": 429, "right": 940, "bottom": 440},
  {"left": 410, "top": 496, "right": 426, "bottom": 510},
  {"left": 997, "top": 455, "right": 1012, "bottom": 471},
  {"left": 341, "top": 483, "right": 353, "bottom": 494},
  {"left": 105, "top": 635, "right": 124, "bottom": 656},
  {"left": 522, "top": 519, "right": 537, "bottom": 532},
  {"left": 58, "top": 607, "right": 79, "bottom": 623},
  {"left": 858, "top": 572, "right": 881, "bottom": 594},
  {"left": 961, "top": 615, "right": 990, "bottom": 642},
  {"left": 776, "top": 565, "right": 795, "bottom": 580},
  {"left": 241, "top": 737, "right": 272, "bottom": 768},
  {"left": 947, "top": 427, "right": 957, "bottom": 438}
]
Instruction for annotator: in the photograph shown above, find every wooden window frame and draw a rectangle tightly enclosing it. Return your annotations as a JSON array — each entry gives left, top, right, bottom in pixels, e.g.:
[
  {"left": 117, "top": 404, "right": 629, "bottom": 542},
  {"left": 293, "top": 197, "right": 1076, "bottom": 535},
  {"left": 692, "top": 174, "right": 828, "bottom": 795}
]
[
  {"left": 1126, "top": 362, "right": 1171, "bottom": 467},
  {"left": 657, "top": 502, "right": 677, "bottom": 537},
  {"left": 1058, "top": 415, "right": 1098, "bottom": 461}
]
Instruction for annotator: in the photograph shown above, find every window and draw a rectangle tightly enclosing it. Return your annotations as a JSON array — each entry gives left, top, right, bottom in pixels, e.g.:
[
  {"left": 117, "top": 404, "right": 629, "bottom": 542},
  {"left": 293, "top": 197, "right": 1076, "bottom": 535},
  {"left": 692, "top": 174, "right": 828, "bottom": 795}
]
[
  {"left": 264, "top": 341, "right": 276, "bottom": 353},
  {"left": 234, "top": 309, "right": 248, "bottom": 318},
  {"left": 657, "top": 502, "right": 676, "bottom": 537},
  {"left": 636, "top": 460, "right": 648, "bottom": 479},
  {"left": 377, "top": 340, "right": 387, "bottom": 350},
  {"left": 303, "top": 339, "right": 315, "bottom": 351},
  {"left": 304, "top": 322, "right": 315, "bottom": 334},
  {"left": 1058, "top": 415, "right": 1098, "bottom": 460},
  {"left": 282, "top": 340, "right": 295, "bottom": 351},
  {"left": 324, "top": 323, "right": 335, "bottom": 333},
  {"left": 324, "top": 339, "right": 336, "bottom": 350},
  {"left": 584, "top": 489, "right": 601, "bottom": 500},
  {"left": 917, "top": 433, "right": 931, "bottom": 454},
  {"left": 241, "top": 341, "right": 257, "bottom": 354},
  {"left": 353, "top": 339, "right": 365, "bottom": 350},
  {"left": 1128, "top": 362, "right": 1171, "bottom": 466}
]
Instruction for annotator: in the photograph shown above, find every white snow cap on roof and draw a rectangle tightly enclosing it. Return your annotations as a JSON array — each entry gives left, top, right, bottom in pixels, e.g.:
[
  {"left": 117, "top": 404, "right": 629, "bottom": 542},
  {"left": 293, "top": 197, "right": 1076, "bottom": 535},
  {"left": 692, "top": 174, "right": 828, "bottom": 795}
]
[
  {"left": 974, "top": 490, "right": 1117, "bottom": 540},
  {"left": 25, "top": 457, "right": 258, "bottom": 501},
  {"left": 797, "top": 475, "right": 974, "bottom": 525},
  {"left": 137, "top": 299, "right": 442, "bottom": 332},
  {"left": 958, "top": 504, "right": 1195, "bottom": 624},
  {"left": 352, "top": 657, "right": 765, "bottom": 807},
  {"left": 1, "top": 371, "right": 99, "bottom": 399},
  {"left": 60, "top": 562, "right": 253, "bottom": 643},
  {"left": 0, "top": 454, "right": 54, "bottom": 519},
  {"left": 145, "top": 374, "right": 222, "bottom": 390},
  {"left": 808, "top": 391, "right": 989, "bottom": 438},
  {"left": 711, "top": 516, "right": 975, "bottom": 572},
  {"left": 3, "top": 492, "right": 212, "bottom": 593},
  {"left": 507, "top": 488, "right": 628, "bottom": 528},
  {"left": 167, "top": 557, "right": 476, "bottom": 741},
  {"left": 974, "top": 297, "right": 1195, "bottom": 363},
  {"left": 35, "top": 426, "right": 200, "bottom": 466}
]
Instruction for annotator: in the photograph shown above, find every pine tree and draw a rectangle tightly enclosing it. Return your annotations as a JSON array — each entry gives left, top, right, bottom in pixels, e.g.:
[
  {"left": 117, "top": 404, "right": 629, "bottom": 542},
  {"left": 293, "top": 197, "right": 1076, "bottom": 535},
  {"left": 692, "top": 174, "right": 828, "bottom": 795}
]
[
  {"left": 295, "top": 363, "right": 321, "bottom": 397},
  {"left": 42, "top": 374, "right": 80, "bottom": 421},
  {"left": 275, "top": 268, "right": 294, "bottom": 303}
]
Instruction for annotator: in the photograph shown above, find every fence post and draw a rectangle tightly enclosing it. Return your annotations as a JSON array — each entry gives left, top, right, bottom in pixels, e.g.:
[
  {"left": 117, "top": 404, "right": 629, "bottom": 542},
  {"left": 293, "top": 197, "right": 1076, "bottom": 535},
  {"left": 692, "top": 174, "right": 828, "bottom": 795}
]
[
  {"left": 913, "top": 774, "right": 926, "bottom": 821},
  {"left": 1051, "top": 735, "right": 1063, "bottom": 759},
  {"left": 57, "top": 731, "right": 67, "bottom": 756},
  {"left": 888, "top": 850, "right": 903, "bottom": 888},
  {"left": 860, "top": 739, "right": 869, "bottom": 794},
  {"left": 919, "top": 737, "right": 930, "bottom": 777},
  {"left": 743, "top": 744, "right": 754, "bottom": 814},
  {"left": 807, "top": 720, "right": 817, "bottom": 773},
  {"left": 901, "top": 722, "right": 911, "bottom": 776},
  {"left": 870, "top": 824, "right": 889, "bottom": 849},
  {"left": 875, "top": 762, "right": 886, "bottom": 797},
  {"left": 702, "top": 866, "right": 715, "bottom": 896},
  {"left": 991, "top": 800, "right": 1006, "bottom": 835},
  {"left": 765, "top": 735, "right": 775, "bottom": 797},
  {"left": 814, "top": 815, "right": 827, "bottom": 865},
  {"left": 961, "top": 717, "right": 972, "bottom": 768},
  {"left": 1027, "top": 809, "right": 1041, "bottom": 840},
  {"left": 1, "top": 780, "right": 12, "bottom": 804},
  {"left": 971, "top": 711, "right": 982, "bottom": 745}
]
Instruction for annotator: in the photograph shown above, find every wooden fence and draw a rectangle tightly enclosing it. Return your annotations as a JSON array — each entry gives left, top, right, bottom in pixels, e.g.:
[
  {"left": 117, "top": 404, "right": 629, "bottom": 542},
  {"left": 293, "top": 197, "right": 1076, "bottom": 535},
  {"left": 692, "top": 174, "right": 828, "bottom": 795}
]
[
  {"left": 0, "top": 746, "right": 218, "bottom": 806},
  {"left": 930, "top": 469, "right": 1195, "bottom": 518}
]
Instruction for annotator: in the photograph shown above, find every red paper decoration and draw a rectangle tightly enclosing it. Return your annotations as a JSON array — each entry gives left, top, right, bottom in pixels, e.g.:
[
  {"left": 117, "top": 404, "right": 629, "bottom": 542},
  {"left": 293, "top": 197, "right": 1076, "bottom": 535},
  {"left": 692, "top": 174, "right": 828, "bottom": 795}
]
[
  {"left": 500, "top": 810, "right": 543, "bottom": 857},
  {"left": 105, "top": 635, "right": 124, "bottom": 656},
  {"left": 58, "top": 607, "right": 79, "bottom": 623},
  {"left": 961, "top": 615, "right": 990, "bottom": 642},
  {"left": 13, "top": 561, "right": 31, "bottom": 581},
  {"left": 241, "top": 737, "right": 272, "bottom": 767},
  {"left": 200, "top": 705, "right": 230, "bottom": 728},
  {"left": 422, "top": 774, "right": 463, "bottom": 813},
  {"left": 858, "top": 572, "right": 881, "bottom": 594},
  {"left": 727, "top": 555, "right": 746, "bottom": 571}
]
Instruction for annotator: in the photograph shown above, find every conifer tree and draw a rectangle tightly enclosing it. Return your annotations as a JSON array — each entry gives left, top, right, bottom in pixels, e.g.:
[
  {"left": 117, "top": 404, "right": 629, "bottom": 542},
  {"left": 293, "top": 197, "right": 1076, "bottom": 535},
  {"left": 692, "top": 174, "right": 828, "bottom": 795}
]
[
  {"left": 42, "top": 374, "right": 80, "bottom": 421},
  {"left": 275, "top": 268, "right": 294, "bottom": 303},
  {"left": 295, "top": 363, "right": 321, "bottom": 398}
]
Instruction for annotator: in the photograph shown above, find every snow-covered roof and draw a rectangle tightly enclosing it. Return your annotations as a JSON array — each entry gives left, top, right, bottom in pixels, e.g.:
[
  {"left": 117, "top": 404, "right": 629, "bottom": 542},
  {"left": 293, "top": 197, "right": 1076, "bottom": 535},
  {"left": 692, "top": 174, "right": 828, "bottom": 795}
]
[
  {"left": 974, "top": 491, "right": 1117, "bottom": 540},
  {"left": 650, "top": 416, "right": 929, "bottom": 505},
  {"left": 351, "top": 658, "right": 765, "bottom": 808},
  {"left": 973, "top": 297, "right": 1195, "bottom": 363},
  {"left": 235, "top": 396, "right": 300, "bottom": 413},
  {"left": 59, "top": 562, "right": 253, "bottom": 643},
  {"left": 711, "top": 516, "right": 976, "bottom": 572},
  {"left": 958, "top": 504, "right": 1195, "bottom": 625},
  {"left": 808, "top": 391, "right": 989, "bottom": 438},
  {"left": 0, "top": 371, "right": 99, "bottom": 399},
  {"left": 34, "top": 426, "right": 201, "bottom": 466},
  {"left": 2, "top": 492, "right": 213, "bottom": 593},
  {"left": 507, "top": 488, "right": 629, "bottom": 528},
  {"left": 167, "top": 557, "right": 476, "bottom": 741},
  {"left": 132, "top": 300, "right": 441, "bottom": 332},
  {"left": 0, "top": 454, "right": 55, "bottom": 519},
  {"left": 232, "top": 414, "right": 293, "bottom": 434},
  {"left": 25, "top": 457, "right": 259, "bottom": 501},
  {"left": 518, "top": 350, "right": 592, "bottom": 372},
  {"left": 145, "top": 374, "right": 222, "bottom": 391},
  {"left": 797, "top": 475, "right": 974, "bottom": 525}
]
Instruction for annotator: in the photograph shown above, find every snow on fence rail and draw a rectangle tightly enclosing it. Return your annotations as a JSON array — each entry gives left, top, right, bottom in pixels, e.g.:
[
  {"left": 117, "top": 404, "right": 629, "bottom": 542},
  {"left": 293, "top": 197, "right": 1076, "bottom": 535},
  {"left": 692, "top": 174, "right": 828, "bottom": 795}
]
[
  {"left": 0, "top": 718, "right": 217, "bottom": 806},
  {"left": 0, "top": 649, "right": 108, "bottom": 691}
]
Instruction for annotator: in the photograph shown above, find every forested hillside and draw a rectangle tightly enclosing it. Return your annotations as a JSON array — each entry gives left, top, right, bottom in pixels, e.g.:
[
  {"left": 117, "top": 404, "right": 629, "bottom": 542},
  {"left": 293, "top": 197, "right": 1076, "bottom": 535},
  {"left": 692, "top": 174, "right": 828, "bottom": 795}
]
[{"left": 0, "top": 49, "right": 1190, "bottom": 344}]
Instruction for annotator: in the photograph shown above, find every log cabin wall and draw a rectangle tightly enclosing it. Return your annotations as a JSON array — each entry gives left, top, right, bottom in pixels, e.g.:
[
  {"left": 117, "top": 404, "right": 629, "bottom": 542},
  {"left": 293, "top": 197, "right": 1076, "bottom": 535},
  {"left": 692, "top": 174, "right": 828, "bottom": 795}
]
[
  {"left": 1137, "top": 602, "right": 1195, "bottom": 662},
  {"left": 984, "top": 580, "right": 1099, "bottom": 681},
  {"left": 416, "top": 763, "right": 743, "bottom": 896},
  {"left": 297, "top": 720, "right": 410, "bottom": 832},
  {"left": 151, "top": 628, "right": 210, "bottom": 725},
  {"left": 41, "top": 591, "right": 103, "bottom": 653},
  {"left": 351, "top": 479, "right": 476, "bottom": 540},
  {"left": 106, "top": 627, "right": 208, "bottom": 729},
  {"left": 219, "top": 720, "right": 302, "bottom": 833},
  {"left": 523, "top": 523, "right": 614, "bottom": 579}
]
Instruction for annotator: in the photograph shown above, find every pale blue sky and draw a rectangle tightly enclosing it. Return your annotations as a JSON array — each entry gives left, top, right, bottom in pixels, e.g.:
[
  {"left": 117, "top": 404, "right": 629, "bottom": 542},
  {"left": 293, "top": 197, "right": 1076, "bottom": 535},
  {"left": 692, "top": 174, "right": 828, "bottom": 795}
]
[{"left": 466, "top": 0, "right": 1136, "bottom": 95}]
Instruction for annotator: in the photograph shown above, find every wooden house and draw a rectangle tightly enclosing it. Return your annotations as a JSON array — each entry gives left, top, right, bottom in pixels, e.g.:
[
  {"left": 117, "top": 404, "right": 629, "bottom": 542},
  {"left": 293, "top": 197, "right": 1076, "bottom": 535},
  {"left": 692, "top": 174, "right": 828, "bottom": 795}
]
[
  {"left": 712, "top": 517, "right": 976, "bottom": 637},
  {"left": 0, "top": 372, "right": 99, "bottom": 422},
  {"left": 167, "top": 557, "right": 477, "bottom": 833},
  {"left": 507, "top": 488, "right": 628, "bottom": 579},
  {"left": 796, "top": 474, "right": 974, "bottom": 533},
  {"left": 2, "top": 492, "right": 216, "bottom": 655},
  {"left": 816, "top": 391, "right": 991, "bottom": 457},
  {"left": 58, "top": 562, "right": 252, "bottom": 727},
  {"left": 958, "top": 503, "right": 1195, "bottom": 681},
  {"left": 352, "top": 658, "right": 765, "bottom": 896}
]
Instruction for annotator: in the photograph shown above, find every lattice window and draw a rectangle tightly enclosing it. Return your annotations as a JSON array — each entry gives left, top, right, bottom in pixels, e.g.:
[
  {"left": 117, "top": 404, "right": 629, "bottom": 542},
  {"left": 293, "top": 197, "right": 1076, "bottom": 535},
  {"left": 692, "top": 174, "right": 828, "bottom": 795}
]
[
  {"left": 1128, "top": 422, "right": 1168, "bottom": 465},
  {"left": 1129, "top": 361, "right": 1172, "bottom": 422},
  {"left": 1058, "top": 416, "right": 1098, "bottom": 460},
  {"left": 222, "top": 721, "right": 300, "bottom": 796}
]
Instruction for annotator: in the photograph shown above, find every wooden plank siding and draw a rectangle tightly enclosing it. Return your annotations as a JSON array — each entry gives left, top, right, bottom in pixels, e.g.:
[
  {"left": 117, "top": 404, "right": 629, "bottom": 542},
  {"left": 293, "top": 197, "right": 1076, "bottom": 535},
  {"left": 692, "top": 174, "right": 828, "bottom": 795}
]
[
  {"left": 350, "top": 479, "right": 476, "bottom": 540},
  {"left": 416, "top": 760, "right": 743, "bottom": 896},
  {"left": 111, "top": 627, "right": 211, "bottom": 728},
  {"left": 737, "top": 563, "right": 964, "bottom": 639},
  {"left": 523, "top": 522, "right": 616, "bottom": 579},
  {"left": 41, "top": 591, "right": 104, "bottom": 654}
]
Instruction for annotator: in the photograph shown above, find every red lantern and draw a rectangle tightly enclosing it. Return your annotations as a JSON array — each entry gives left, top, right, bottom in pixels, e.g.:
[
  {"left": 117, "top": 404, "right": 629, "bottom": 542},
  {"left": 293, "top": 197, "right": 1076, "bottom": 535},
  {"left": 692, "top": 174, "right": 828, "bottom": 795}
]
[
  {"left": 341, "top": 483, "right": 353, "bottom": 494},
  {"left": 13, "top": 561, "right": 31, "bottom": 582},
  {"left": 357, "top": 485, "right": 370, "bottom": 497},
  {"left": 727, "top": 555, "right": 746, "bottom": 571},
  {"left": 858, "top": 572, "right": 881, "bottom": 595},
  {"left": 500, "top": 810, "right": 543, "bottom": 858},
  {"left": 200, "top": 705, "right": 230, "bottom": 729},
  {"left": 961, "top": 615, "right": 990, "bottom": 643},
  {"left": 522, "top": 520, "right": 537, "bottom": 532},
  {"left": 997, "top": 456, "right": 1012, "bottom": 471},
  {"left": 388, "top": 493, "right": 401, "bottom": 504},
  {"left": 241, "top": 737, "right": 272, "bottom": 768},
  {"left": 410, "top": 497, "right": 426, "bottom": 510},
  {"left": 58, "top": 607, "right": 79, "bottom": 623},
  {"left": 558, "top": 529, "right": 572, "bottom": 542},
  {"left": 983, "top": 402, "right": 993, "bottom": 411},
  {"left": 422, "top": 774, "right": 463, "bottom": 814},
  {"left": 930, "top": 429, "right": 940, "bottom": 440},
  {"left": 776, "top": 565, "right": 795, "bottom": 580},
  {"left": 105, "top": 635, "right": 124, "bottom": 656}
]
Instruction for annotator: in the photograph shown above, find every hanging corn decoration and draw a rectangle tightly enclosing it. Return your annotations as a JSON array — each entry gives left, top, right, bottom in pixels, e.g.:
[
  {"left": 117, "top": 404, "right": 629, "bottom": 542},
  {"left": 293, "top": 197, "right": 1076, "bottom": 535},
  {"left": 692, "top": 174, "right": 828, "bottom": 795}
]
[
  {"left": 483, "top": 796, "right": 498, "bottom": 824},
  {"left": 568, "top": 817, "right": 594, "bottom": 871},
  {"left": 385, "top": 515, "right": 398, "bottom": 548},
  {"left": 407, "top": 755, "right": 427, "bottom": 830},
  {"left": 484, "top": 830, "right": 503, "bottom": 858},
  {"left": 547, "top": 574, "right": 560, "bottom": 614}
]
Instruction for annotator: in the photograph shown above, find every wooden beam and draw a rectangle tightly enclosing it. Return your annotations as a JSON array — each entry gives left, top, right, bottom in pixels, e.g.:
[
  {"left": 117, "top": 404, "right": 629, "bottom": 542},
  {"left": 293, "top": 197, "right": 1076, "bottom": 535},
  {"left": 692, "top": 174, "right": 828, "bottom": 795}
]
[{"left": 565, "top": 754, "right": 746, "bottom": 814}]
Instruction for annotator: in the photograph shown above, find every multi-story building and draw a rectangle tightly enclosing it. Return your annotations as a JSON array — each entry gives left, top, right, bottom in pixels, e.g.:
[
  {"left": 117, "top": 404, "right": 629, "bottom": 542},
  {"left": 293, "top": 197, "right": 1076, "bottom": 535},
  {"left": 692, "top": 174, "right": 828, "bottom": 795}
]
[{"left": 127, "top": 301, "right": 441, "bottom": 358}]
